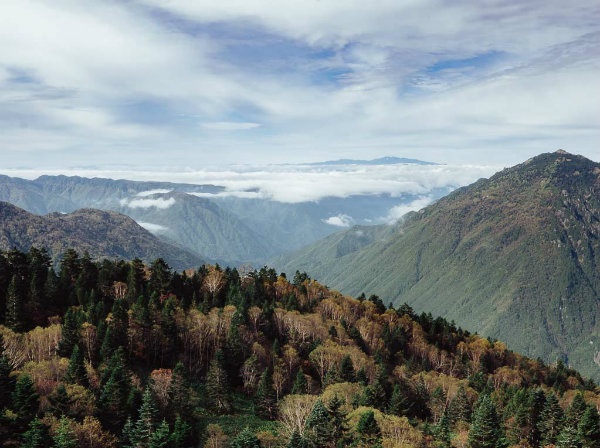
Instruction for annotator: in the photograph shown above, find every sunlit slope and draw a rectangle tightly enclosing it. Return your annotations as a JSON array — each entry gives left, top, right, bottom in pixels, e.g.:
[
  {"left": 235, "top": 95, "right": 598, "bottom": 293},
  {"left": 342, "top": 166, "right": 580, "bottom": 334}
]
[{"left": 278, "top": 151, "right": 600, "bottom": 379}]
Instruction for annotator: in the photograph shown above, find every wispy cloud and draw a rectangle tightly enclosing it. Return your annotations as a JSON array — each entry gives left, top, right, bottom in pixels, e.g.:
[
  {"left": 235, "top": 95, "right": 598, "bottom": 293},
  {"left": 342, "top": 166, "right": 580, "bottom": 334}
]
[
  {"left": 120, "top": 197, "right": 176, "bottom": 209},
  {"left": 137, "top": 221, "right": 170, "bottom": 233},
  {"left": 384, "top": 197, "right": 435, "bottom": 224}
]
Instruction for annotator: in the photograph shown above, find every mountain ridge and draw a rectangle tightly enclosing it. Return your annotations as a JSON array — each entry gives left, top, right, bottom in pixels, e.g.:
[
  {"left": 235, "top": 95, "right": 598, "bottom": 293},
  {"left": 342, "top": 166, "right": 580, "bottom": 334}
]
[{"left": 276, "top": 150, "right": 600, "bottom": 380}]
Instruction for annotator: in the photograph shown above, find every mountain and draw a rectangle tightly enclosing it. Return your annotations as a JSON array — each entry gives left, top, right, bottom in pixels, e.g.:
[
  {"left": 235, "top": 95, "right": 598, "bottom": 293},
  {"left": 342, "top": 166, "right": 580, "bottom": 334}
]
[
  {"left": 0, "top": 202, "right": 203, "bottom": 270},
  {"left": 276, "top": 150, "right": 600, "bottom": 380},
  {"left": 0, "top": 173, "right": 453, "bottom": 264}
]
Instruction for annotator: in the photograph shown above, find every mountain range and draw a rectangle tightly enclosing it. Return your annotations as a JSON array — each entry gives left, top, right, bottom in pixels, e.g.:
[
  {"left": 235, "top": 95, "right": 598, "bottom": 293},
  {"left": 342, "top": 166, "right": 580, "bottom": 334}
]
[
  {"left": 0, "top": 202, "right": 203, "bottom": 270},
  {"left": 276, "top": 150, "right": 600, "bottom": 380},
  {"left": 0, "top": 157, "right": 453, "bottom": 264}
]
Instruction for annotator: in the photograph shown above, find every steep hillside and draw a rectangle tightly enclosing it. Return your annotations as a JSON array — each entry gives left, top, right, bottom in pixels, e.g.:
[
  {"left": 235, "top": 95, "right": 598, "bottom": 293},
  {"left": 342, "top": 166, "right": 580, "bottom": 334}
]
[
  {"left": 0, "top": 202, "right": 202, "bottom": 270},
  {"left": 277, "top": 151, "right": 600, "bottom": 380}
]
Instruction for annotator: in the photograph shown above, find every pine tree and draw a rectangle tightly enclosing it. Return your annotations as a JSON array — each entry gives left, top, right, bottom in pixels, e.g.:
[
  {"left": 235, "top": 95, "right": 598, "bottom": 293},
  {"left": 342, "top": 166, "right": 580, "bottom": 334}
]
[
  {"left": 134, "top": 387, "right": 160, "bottom": 447},
  {"left": 149, "top": 420, "right": 171, "bottom": 448},
  {"left": 566, "top": 392, "right": 587, "bottom": 427},
  {"left": 305, "top": 399, "right": 334, "bottom": 448},
  {"left": 578, "top": 405, "right": 600, "bottom": 448},
  {"left": 254, "top": 367, "right": 276, "bottom": 420},
  {"left": 436, "top": 411, "right": 452, "bottom": 448},
  {"left": 291, "top": 370, "right": 308, "bottom": 395},
  {"left": 64, "top": 344, "right": 87, "bottom": 387},
  {"left": 287, "top": 430, "right": 307, "bottom": 448},
  {"left": 555, "top": 425, "right": 581, "bottom": 448},
  {"left": 538, "top": 392, "right": 564, "bottom": 447},
  {"left": 328, "top": 394, "right": 349, "bottom": 447},
  {"left": 467, "top": 395, "right": 508, "bottom": 448},
  {"left": 52, "top": 416, "right": 77, "bottom": 448},
  {"left": 49, "top": 384, "right": 71, "bottom": 417},
  {"left": 339, "top": 355, "right": 355, "bottom": 382},
  {"left": 449, "top": 385, "right": 472, "bottom": 423},
  {"left": 206, "top": 351, "right": 233, "bottom": 413},
  {"left": 20, "top": 418, "right": 47, "bottom": 448},
  {"left": 98, "top": 347, "right": 131, "bottom": 429},
  {"left": 388, "top": 383, "right": 409, "bottom": 416},
  {"left": 58, "top": 308, "right": 80, "bottom": 358},
  {"left": 12, "top": 374, "right": 39, "bottom": 420},
  {"left": 230, "top": 427, "right": 262, "bottom": 448},
  {"left": 6, "top": 274, "right": 25, "bottom": 331},
  {"left": 355, "top": 410, "right": 381, "bottom": 448},
  {"left": 170, "top": 415, "right": 191, "bottom": 448},
  {"left": 0, "top": 337, "right": 15, "bottom": 409},
  {"left": 168, "top": 361, "right": 193, "bottom": 420}
]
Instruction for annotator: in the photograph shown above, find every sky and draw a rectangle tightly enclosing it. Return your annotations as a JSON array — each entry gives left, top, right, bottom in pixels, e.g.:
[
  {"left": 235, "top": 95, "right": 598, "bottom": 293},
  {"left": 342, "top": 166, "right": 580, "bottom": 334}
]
[{"left": 0, "top": 0, "right": 599, "bottom": 173}]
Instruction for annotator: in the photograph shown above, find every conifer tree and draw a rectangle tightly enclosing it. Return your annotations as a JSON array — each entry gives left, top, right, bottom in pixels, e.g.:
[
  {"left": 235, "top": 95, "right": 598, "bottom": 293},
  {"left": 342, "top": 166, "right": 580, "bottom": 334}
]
[
  {"left": 206, "top": 351, "right": 233, "bottom": 413},
  {"left": 467, "top": 395, "right": 508, "bottom": 448},
  {"left": 538, "top": 392, "right": 564, "bottom": 447},
  {"left": 291, "top": 370, "right": 308, "bottom": 395},
  {"left": 436, "top": 411, "right": 452, "bottom": 448},
  {"left": 49, "top": 384, "right": 71, "bottom": 417},
  {"left": 52, "top": 416, "right": 77, "bottom": 448},
  {"left": 230, "top": 427, "right": 262, "bottom": 448},
  {"left": 555, "top": 424, "right": 580, "bottom": 448},
  {"left": 170, "top": 415, "right": 191, "bottom": 448},
  {"left": 21, "top": 417, "right": 47, "bottom": 448},
  {"left": 328, "top": 394, "right": 349, "bottom": 447},
  {"left": 12, "top": 374, "right": 39, "bottom": 421},
  {"left": 388, "top": 383, "right": 409, "bottom": 416},
  {"left": 65, "top": 344, "right": 87, "bottom": 387},
  {"left": 58, "top": 308, "right": 80, "bottom": 358},
  {"left": 98, "top": 347, "right": 131, "bottom": 429},
  {"left": 286, "top": 430, "right": 306, "bottom": 448},
  {"left": 168, "top": 361, "right": 193, "bottom": 420},
  {"left": 254, "top": 367, "right": 276, "bottom": 419},
  {"left": 6, "top": 274, "right": 25, "bottom": 331},
  {"left": 149, "top": 419, "right": 171, "bottom": 448},
  {"left": 339, "top": 355, "right": 355, "bottom": 382},
  {"left": 566, "top": 392, "right": 587, "bottom": 427},
  {"left": 0, "top": 337, "right": 15, "bottom": 409},
  {"left": 355, "top": 410, "right": 381, "bottom": 448},
  {"left": 305, "top": 399, "right": 334, "bottom": 448},
  {"left": 134, "top": 387, "right": 160, "bottom": 447},
  {"left": 578, "top": 405, "right": 600, "bottom": 448}
]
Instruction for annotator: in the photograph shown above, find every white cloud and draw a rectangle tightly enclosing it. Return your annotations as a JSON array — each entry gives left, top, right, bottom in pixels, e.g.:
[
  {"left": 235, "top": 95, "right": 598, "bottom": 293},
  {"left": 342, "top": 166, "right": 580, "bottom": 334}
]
[
  {"left": 384, "top": 197, "right": 435, "bottom": 224},
  {"left": 323, "top": 214, "right": 354, "bottom": 227},
  {"left": 136, "top": 189, "right": 172, "bottom": 197},
  {"left": 202, "top": 122, "right": 261, "bottom": 131},
  {"left": 137, "top": 221, "right": 170, "bottom": 233},
  {"left": 121, "top": 197, "right": 176, "bottom": 209}
]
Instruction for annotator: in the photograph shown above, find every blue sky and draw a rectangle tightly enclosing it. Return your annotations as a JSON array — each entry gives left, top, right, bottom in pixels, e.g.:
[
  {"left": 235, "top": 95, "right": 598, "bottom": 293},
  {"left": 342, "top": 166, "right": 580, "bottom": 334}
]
[{"left": 0, "top": 0, "right": 599, "bottom": 171}]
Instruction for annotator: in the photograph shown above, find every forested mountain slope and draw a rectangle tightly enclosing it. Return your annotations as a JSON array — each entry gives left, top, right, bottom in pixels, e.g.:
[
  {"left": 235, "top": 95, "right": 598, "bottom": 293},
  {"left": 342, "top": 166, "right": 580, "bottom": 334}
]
[
  {"left": 0, "top": 249, "right": 599, "bottom": 447},
  {"left": 0, "top": 202, "right": 202, "bottom": 270},
  {"left": 276, "top": 151, "right": 600, "bottom": 381}
]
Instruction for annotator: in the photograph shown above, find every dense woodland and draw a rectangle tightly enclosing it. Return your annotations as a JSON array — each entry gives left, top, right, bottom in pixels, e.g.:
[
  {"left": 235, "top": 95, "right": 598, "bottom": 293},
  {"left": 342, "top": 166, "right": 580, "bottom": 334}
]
[{"left": 1, "top": 247, "right": 599, "bottom": 447}]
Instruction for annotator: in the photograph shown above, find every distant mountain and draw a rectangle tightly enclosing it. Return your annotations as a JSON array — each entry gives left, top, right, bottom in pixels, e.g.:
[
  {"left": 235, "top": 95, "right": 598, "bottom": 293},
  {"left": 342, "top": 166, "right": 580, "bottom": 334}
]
[
  {"left": 308, "top": 156, "right": 436, "bottom": 166},
  {"left": 0, "top": 173, "right": 452, "bottom": 264},
  {"left": 0, "top": 202, "right": 203, "bottom": 270},
  {"left": 276, "top": 151, "right": 600, "bottom": 380}
]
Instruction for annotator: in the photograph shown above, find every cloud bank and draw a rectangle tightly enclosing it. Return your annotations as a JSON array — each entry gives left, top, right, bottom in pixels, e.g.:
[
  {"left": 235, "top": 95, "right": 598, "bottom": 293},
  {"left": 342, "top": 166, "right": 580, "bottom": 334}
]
[{"left": 120, "top": 197, "right": 176, "bottom": 209}]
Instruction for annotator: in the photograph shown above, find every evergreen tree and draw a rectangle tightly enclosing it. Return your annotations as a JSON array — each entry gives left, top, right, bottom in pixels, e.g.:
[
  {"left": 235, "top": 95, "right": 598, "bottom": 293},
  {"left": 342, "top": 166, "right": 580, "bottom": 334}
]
[
  {"left": 527, "top": 388, "right": 546, "bottom": 447},
  {"left": 206, "top": 351, "right": 233, "bottom": 413},
  {"left": 149, "top": 420, "right": 171, "bottom": 448},
  {"left": 305, "top": 399, "right": 334, "bottom": 448},
  {"left": 134, "top": 387, "right": 159, "bottom": 447},
  {"left": 12, "top": 374, "right": 39, "bottom": 420},
  {"left": 49, "top": 384, "right": 71, "bottom": 417},
  {"left": 58, "top": 308, "right": 80, "bottom": 358},
  {"left": 168, "top": 361, "right": 193, "bottom": 420},
  {"left": 287, "top": 431, "right": 307, "bottom": 448},
  {"left": 20, "top": 417, "right": 47, "bottom": 448},
  {"left": 170, "top": 415, "right": 191, "bottom": 448},
  {"left": 254, "top": 367, "right": 276, "bottom": 419},
  {"left": 98, "top": 347, "right": 131, "bottom": 429},
  {"left": 355, "top": 410, "right": 381, "bottom": 448},
  {"left": 230, "top": 427, "right": 262, "bottom": 448},
  {"left": 121, "top": 416, "right": 136, "bottom": 448},
  {"left": 388, "top": 383, "right": 409, "bottom": 416},
  {"left": 339, "top": 355, "right": 355, "bottom": 382},
  {"left": 467, "top": 395, "right": 508, "bottom": 448},
  {"left": 449, "top": 385, "right": 472, "bottom": 423},
  {"left": 555, "top": 425, "right": 581, "bottom": 448},
  {"left": 435, "top": 411, "right": 452, "bottom": 448},
  {"left": 6, "top": 274, "right": 25, "bottom": 331},
  {"left": 328, "top": 394, "right": 349, "bottom": 447},
  {"left": 0, "top": 337, "right": 15, "bottom": 409},
  {"left": 52, "top": 416, "right": 77, "bottom": 448},
  {"left": 578, "top": 405, "right": 600, "bottom": 448},
  {"left": 291, "top": 370, "right": 308, "bottom": 395},
  {"left": 355, "top": 367, "right": 368, "bottom": 386},
  {"left": 64, "top": 344, "right": 87, "bottom": 387},
  {"left": 566, "top": 392, "right": 587, "bottom": 427},
  {"left": 538, "top": 392, "right": 564, "bottom": 447}
]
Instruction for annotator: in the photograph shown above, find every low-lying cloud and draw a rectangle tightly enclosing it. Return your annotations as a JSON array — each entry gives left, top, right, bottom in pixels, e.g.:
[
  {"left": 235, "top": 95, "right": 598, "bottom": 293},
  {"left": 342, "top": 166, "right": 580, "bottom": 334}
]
[
  {"left": 137, "top": 221, "right": 170, "bottom": 233},
  {"left": 384, "top": 197, "right": 434, "bottom": 224},
  {"left": 120, "top": 197, "right": 176, "bottom": 209},
  {"left": 323, "top": 214, "right": 354, "bottom": 227}
]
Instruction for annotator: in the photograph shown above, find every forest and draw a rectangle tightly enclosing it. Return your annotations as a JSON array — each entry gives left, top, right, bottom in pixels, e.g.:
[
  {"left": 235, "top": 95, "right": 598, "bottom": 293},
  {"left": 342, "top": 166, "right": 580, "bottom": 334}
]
[{"left": 1, "top": 247, "right": 599, "bottom": 447}]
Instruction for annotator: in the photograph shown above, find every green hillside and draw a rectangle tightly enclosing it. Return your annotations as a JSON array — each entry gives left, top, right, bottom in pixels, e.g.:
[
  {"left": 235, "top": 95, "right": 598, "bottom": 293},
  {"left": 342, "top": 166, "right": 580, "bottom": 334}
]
[{"left": 276, "top": 151, "right": 600, "bottom": 380}]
